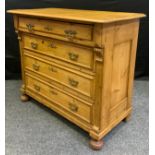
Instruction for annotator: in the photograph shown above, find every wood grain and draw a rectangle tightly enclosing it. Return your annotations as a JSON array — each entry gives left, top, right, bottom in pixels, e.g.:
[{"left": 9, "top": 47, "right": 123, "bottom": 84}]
[
  {"left": 8, "top": 8, "right": 145, "bottom": 149},
  {"left": 23, "top": 34, "right": 94, "bottom": 70},
  {"left": 7, "top": 8, "right": 145, "bottom": 23}
]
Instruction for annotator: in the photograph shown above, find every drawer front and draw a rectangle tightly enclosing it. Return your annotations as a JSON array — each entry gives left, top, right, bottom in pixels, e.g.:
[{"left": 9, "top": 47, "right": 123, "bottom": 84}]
[
  {"left": 24, "top": 55, "right": 94, "bottom": 98},
  {"left": 19, "top": 17, "right": 93, "bottom": 41},
  {"left": 23, "top": 35, "right": 94, "bottom": 70},
  {"left": 25, "top": 75, "right": 91, "bottom": 122}
]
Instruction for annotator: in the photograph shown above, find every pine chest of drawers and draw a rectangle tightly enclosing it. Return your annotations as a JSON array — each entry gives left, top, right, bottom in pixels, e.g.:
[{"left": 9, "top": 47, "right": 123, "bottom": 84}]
[{"left": 7, "top": 8, "right": 145, "bottom": 150}]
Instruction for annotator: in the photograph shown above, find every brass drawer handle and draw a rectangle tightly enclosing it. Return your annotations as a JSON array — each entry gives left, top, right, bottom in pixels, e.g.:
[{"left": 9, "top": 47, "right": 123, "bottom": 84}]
[
  {"left": 44, "top": 26, "right": 52, "bottom": 31},
  {"left": 49, "top": 66, "right": 58, "bottom": 72},
  {"left": 26, "top": 24, "right": 34, "bottom": 31},
  {"left": 69, "top": 78, "right": 79, "bottom": 87},
  {"left": 65, "top": 30, "right": 77, "bottom": 35},
  {"left": 32, "top": 64, "right": 40, "bottom": 71},
  {"left": 68, "top": 52, "right": 79, "bottom": 61},
  {"left": 64, "top": 30, "right": 77, "bottom": 40},
  {"left": 33, "top": 84, "right": 40, "bottom": 91},
  {"left": 48, "top": 42, "right": 57, "bottom": 48},
  {"left": 31, "top": 42, "right": 38, "bottom": 49},
  {"left": 50, "top": 90, "right": 58, "bottom": 95},
  {"left": 68, "top": 103, "right": 78, "bottom": 112}
]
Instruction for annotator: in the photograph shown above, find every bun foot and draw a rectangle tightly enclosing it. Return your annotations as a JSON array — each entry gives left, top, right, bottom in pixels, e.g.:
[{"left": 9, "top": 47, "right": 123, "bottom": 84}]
[
  {"left": 21, "top": 94, "right": 29, "bottom": 102},
  {"left": 89, "top": 139, "right": 104, "bottom": 150},
  {"left": 123, "top": 114, "right": 131, "bottom": 122}
]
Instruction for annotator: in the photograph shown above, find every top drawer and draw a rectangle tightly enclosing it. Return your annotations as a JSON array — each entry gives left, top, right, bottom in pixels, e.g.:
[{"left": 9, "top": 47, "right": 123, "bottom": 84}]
[{"left": 19, "top": 17, "right": 93, "bottom": 41}]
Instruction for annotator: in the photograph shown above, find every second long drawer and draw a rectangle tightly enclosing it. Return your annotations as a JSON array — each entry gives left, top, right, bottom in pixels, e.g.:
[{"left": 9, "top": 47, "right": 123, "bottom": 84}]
[{"left": 24, "top": 53, "right": 94, "bottom": 98}]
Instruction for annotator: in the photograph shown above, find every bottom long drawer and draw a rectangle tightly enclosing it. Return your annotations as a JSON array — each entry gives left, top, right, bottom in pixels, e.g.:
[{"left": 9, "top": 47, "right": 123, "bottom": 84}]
[{"left": 25, "top": 74, "right": 91, "bottom": 124}]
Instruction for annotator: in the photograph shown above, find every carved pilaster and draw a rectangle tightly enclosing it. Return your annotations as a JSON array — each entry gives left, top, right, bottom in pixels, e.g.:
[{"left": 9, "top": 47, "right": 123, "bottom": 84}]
[
  {"left": 15, "top": 30, "right": 22, "bottom": 41},
  {"left": 94, "top": 48, "right": 104, "bottom": 62},
  {"left": 91, "top": 47, "right": 104, "bottom": 133},
  {"left": 16, "top": 30, "right": 25, "bottom": 94}
]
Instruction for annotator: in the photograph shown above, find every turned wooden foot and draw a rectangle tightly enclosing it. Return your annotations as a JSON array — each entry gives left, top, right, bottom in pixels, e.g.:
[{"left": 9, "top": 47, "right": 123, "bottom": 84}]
[
  {"left": 123, "top": 113, "right": 131, "bottom": 122},
  {"left": 20, "top": 94, "right": 29, "bottom": 102},
  {"left": 89, "top": 139, "right": 104, "bottom": 150}
]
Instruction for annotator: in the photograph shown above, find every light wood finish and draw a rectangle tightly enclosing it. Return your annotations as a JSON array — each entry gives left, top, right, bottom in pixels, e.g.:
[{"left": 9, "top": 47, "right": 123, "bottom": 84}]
[
  {"left": 8, "top": 8, "right": 145, "bottom": 149},
  {"left": 25, "top": 74, "right": 91, "bottom": 122},
  {"left": 24, "top": 54, "right": 94, "bottom": 98},
  {"left": 23, "top": 34, "right": 94, "bottom": 70},
  {"left": 19, "top": 17, "right": 93, "bottom": 41},
  {"left": 7, "top": 8, "right": 145, "bottom": 23}
]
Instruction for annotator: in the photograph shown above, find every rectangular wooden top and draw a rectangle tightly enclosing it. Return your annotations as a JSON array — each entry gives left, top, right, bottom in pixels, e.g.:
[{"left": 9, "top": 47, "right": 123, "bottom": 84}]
[{"left": 7, "top": 8, "right": 145, "bottom": 23}]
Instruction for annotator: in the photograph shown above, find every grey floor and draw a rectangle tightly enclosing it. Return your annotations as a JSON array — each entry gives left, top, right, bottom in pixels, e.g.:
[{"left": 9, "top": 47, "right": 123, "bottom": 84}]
[{"left": 6, "top": 80, "right": 149, "bottom": 155}]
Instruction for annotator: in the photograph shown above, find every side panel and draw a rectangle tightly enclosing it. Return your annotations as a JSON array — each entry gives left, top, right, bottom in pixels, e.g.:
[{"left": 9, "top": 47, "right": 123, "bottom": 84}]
[
  {"left": 92, "top": 20, "right": 140, "bottom": 140},
  {"left": 110, "top": 20, "right": 140, "bottom": 123},
  {"left": 110, "top": 41, "right": 131, "bottom": 122}
]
